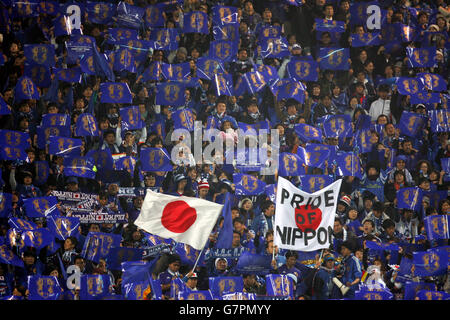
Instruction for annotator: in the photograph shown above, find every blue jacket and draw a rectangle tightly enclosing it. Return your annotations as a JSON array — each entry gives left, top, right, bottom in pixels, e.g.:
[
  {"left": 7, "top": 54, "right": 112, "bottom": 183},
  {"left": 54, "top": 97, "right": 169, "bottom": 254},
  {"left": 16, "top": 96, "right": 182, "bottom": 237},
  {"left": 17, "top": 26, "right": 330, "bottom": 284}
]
[{"left": 341, "top": 254, "right": 363, "bottom": 298}]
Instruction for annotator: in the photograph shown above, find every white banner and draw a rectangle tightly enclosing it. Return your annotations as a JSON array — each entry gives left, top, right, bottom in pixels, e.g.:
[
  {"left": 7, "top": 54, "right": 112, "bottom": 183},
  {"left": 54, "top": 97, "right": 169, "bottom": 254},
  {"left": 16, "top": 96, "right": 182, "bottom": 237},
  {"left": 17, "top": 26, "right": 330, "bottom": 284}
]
[{"left": 274, "top": 177, "right": 342, "bottom": 251}]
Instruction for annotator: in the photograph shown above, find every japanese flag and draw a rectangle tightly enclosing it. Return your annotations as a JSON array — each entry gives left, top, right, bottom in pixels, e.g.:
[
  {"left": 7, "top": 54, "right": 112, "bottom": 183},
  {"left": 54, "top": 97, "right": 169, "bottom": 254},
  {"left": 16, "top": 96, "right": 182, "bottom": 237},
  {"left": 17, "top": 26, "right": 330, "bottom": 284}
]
[{"left": 135, "top": 190, "right": 223, "bottom": 250}]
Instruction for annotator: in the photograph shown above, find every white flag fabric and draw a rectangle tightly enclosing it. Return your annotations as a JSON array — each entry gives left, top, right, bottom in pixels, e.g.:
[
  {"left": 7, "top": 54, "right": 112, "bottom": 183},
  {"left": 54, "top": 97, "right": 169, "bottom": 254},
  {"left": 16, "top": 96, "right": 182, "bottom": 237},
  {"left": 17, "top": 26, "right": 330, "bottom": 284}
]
[
  {"left": 274, "top": 176, "right": 342, "bottom": 252},
  {"left": 135, "top": 190, "right": 223, "bottom": 250}
]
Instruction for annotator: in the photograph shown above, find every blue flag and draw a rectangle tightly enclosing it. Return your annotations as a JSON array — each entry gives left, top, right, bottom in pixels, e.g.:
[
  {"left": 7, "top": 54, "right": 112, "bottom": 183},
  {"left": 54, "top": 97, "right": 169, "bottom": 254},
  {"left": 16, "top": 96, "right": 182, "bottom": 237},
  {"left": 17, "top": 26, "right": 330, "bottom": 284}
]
[
  {"left": 23, "top": 197, "right": 59, "bottom": 218},
  {"left": 351, "top": 32, "right": 382, "bottom": 47},
  {"left": 151, "top": 28, "right": 180, "bottom": 51},
  {"left": 141, "top": 61, "right": 163, "bottom": 82},
  {"left": 213, "top": 73, "right": 234, "bottom": 96},
  {"left": 322, "top": 114, "right": 353, "bottom": 138},
  {"left": 212, "top": 5, "right": 238, "bottom": 26},
  {"left": 140, "top": 147, "right": 173, "bottom": 172},
  {"left": 396, "top": 77, "right": 426, "bottom": 96},
  {"left": 86, "top": 149, "right": 114, "bottom": 171},
  {"left": 79, "top": 274, "right": 111, "bottom": 300},
  {"left": 318, "top": 48, "right": 350, "bottom": 71},
  {"left": 0, "top": 193, "right": 12, "bottom": 219},
  {"left": 428, "top": 110, "right": 450, "bottom": 133},
  {"left": 22, "top": 228, "right": 54, "bottom": 250},
  {"left": 416, "top": 290, "right": 450, "bottom": 300},
  {"left": 297, "top": 146, "right": 328, "bottom": 169},
  {"left": 23, "top": 64, "right": 51, "bottom": 88},
  {"left": 120, "top": 106, "right": 144, "bottom": 131},
  {"left": 91, "top": 42, "right": 115, "bottom": 81},
  {"left": 417, "top": 73, "right": 447, "bottom": 92},
  {"left": 52, "top": 14, "right": 72, "bottom": 37},
  {"left": 410, "top": 91, "right": 441, "bottom": 105},
  {"left": 355, "top": 114, "right": 372, "bottom": 132},
  {"left": 406, "top": 47, "right": 437, "bottom": 68},
  {"left": 48, "top": 136, "right": 82, "bottom": 156},
  {"left": 300, "top": 175, "right": 333, "bottom": 193},
  {"left": 404, "top": 281, "right": 437, "bottom": 300},
  {"left": 424, "top": 215, "right": 449, "bottom": 241},
  {"left": 213, "top": 24, "right": 239, "bottom": 42},
  {"left": 172, "top": 108, "right": 195, "bottom": 131},
  {"left": 350, "top": 1, "right": 387, "bottom": 28},
  {"left": 155, "top": 82, "right": 185, "bottom": 107},
  {"left": 82, "top": 232, "right": 122, "bottom": 264},
  {"left": 210, "top": 40, "right": 238, "bottom": 62},
  {"left": 233, "top": 173, "right": 266, "bottom": 196},
  {"left": 107, "top": 28, "right": 139, "bottom": 44},
  {"left": 275, "top": 79, "right": 306, "bottom": 104},
  {"left": 184, "top": 11, "right": 209, "bottom": 34},
  {"left": 123, "top": 281, "right": 152, "bottom": 300},
  {"left": 0, "top": 129, "right": 30, "bottom": 161},
  {"left": 106, "top": 247, "right": 145, "bottom": 271},
  {"left": 180, "top": 290, "right": 214, "bottom": 300},
  {"left": 258, "top": 37, "right": 290, "bottom": 59},
  {"left": 149, "top": 120, "right": 166, "bottom": 140},
  {"left": 37, "top": 1, "right": 59, "bottom": 16},
  {"left": 413, "top": 248, "right": 447, "bottom": 277},
  {"left": 75, "top": 113, "right": 99, "bottom": 137},
  {"left": 265, "top": 274, "right": 294, "bottom": 298},
  {"left": 278, "top": 153, "right": 305, "bottom": 177},
  {"left": 209, "top": 277, "right": 244, "bottom": 299},
  {"left": 235, "top": 251, "right": 273, "bottom": 275},
  {"left": 235, "top": 71, "right": 267, "bottom": 95},
  {"left": 116, "top": 1, "right": 144, "bottom": 30},
  {"left": 100, "top": 82, "right": 132, "bottom": 104},
  {"left": 396, "top": 187, "right": 423, "bottom": 211},
  {"left": 0, "top": 96, "right": 11, "bottom": 115},
  {"left": 27, "top": 276, "right": 63, "bottom": 300},
  {"left": 113, "top": 47, "right": 136, "bottom": 73},
  {"left": 55, "top": 67, "right": 82, "bottom": 83},
  {"left": 335, "top": 152, "right": 363, "bottom": 178},
  {"left": 47, "top": 216, "right": 80, "bottom": 241},
  {"left": 65, "top": 35, "right": 95, "bottom": 64},
  {"left": 15, "top": 76, "right": 40, "bottom": 102},
  {"left": 115, "top": 156, "right": 136, "bottom": 175},
  {"left": 161, "top": 63, "right": 191, "bottom": 81},
  {"left": 42, "top": 113, "right": 70, "bottom": 127},
  {"left": 86, "top": 2, "right": 115, "bottom": 25},
  {"left": 215, "top": 193, "right": 233, "bottom": 249},
  {"left": 355, "top": 129, "right": 376, "bottom": 153},
  {"left": 259, "top": 25, "right": 282, "bottom": 40},
  {"left": 24, "top": 44, "right": 55, "bottom": 67},
  {"left": 36, "top": 125, "right": 70, "bottom": 150},
  {"left": 398, "top": 111, "right": 426, "bottom": 137},
  {"left": 63, "top": 156, "right": 96, "bottom": 179},
  {"left": 8, "top": 218, "right": 37, "bottom": 231},
  {"left": 286, "top": 59, "right": 319, "bottom": 82},
  {"left": 196, "top": 57, "right": 226, "bottom": 80},
  {"left": 144, "top": 4, "right": 166, "bottom": 28},
  {"left": 355, "top": 288, "right": 393, "bottom": 300},
  {"left": 294, "top": 123, "right": 323, "bottom": 143},
  {"left": 0, "top": 245, "right": 24, "bottom": 268}
]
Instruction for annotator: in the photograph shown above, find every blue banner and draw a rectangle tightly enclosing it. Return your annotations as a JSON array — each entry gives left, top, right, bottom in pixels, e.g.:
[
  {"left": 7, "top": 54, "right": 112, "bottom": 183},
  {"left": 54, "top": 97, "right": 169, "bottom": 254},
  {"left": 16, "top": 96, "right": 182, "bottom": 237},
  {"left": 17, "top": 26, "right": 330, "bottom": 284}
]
[
  {"left": 75, "top": 113, "right": 99, "bottom": 137},
  {"left": 15, "top": 76, "right": 40, "bottom": 101},
  {"left": 322, "top": 114, "right": 353, "bottom": 138},
  {"left": 0, "top": 244, "right": 24, "bottom": 267},
  {"left": 100, "top": 82, "right": 132, "bottom": 104},
  {"left": 416, "top": 290, "right": 450, "bottom": 300},
  {"left": 318, "top": 48, "right": 350, "bottom": 71},
  {"left": 398, "top": 111, "right": 426, "bottom": 137},
  {"left": 210, "top": 40, "right": 238, "bottom": 63},
  {"left": 0, "top": 193, "right": 13, "bottom": 218},
  {"left": 278, "top": 153, "right": 305, "bottom": 177},
  {"left": 335, "top": 152, "right": 363, "bottom": 178},
  {"left": 155, "top": 82, "right": 186, "bottom": 107},
  {"left": 181, "top": 290, "right": 214, "bottom": 300},
  {"left": 24, "top": 44, "right": 55, "bottom": 67},
  {"left": 413, "top": 248, "right": 447, "bottom": 277},
  {"left": 86, "top": 149, "right": 114, "bottom": 171},
  {"left": 196, "top": 57, "right": 225, "bottom": 80},
  {"left": 294, "top": 123, "right": 323, "bottom": 143},
  {"left": 22, "top": 228, "right": 54, "bottom": 250},
  {"left": 275, "top": 79, "right": 306, "bottom": 104},
  {"left": 106, "top": 247, "right": 145, "bottom": 271},
  {"left": 82, "top": 232, "right": 122, "bottom": 264},
  {"left": 286, "top": 59, "right": 319, "bottom": 82},
  {"left": 406, "top": 47, "right": 437, "bottom": 68},
  {"left": 213, "top": 73, "right": 234, "bottom": 96},
  {"left": 258, "top": 38, "right": 290, "bottom": 59},
  {"left": 213, "top": 24, "right": 239, "bottom": 42},
  {"left": 27, "top": 276, "right": 63, "bottom": 300},
  {"left": 63, "top": 156, "right": 96, "bottom": 179},
  {"left": 235, "top": 251, "right": 273, "bottom": 275},
  {"left": 86, "top": 2, "right": 115, "bottom": 25},
  {"left": 297, "top": 146, "right": 328, "bottom": 169},
  {"left": 47, "top": 216, "right": 80, "bottom": 241},
  {"left": 23, "top": 64, "right": 51, "bottom": 88},
  {"left": 144, "top": 4, "right": 166, "bottom": 27},
  {"left": 8, "top": 218, "right": 37, "bottom": 231},
  {"left": 428, "top": 110, "right": 450, "bottom": 133},
  {"left": 115, "top": 156, "right": 136, "bottom": 175},
  {"left": 404, "top": 281, "right": 437, "bottom": 300},
  {"left": 113, "top": 47, "right": 136, "bottom": 73},
  {"left": 140, "top": 148, "right": 173, "bottom": 172},
  {"left": 173, "top": 108, "right": 195, "bottom": 131},
  {"left": 396, "top": 77, "right": 426, "bottom": 96},
  {"left": 396, "top": 187, "right": 423, "bottom": 211},
  {"left": 23, "top": 196, "right": 59, "bottom": 218},
  {"left": 265, "top": 274, "right": 294, "bottom": 298},
  {"left": 212, "top": 6, "right": 238, "bottom": 26},
  {"left": 417, "top": 73, "right": 447, "bottom": 92},
  {"left": 233, "top": 173, "right": 266, "bottom": 196},
  {"left": 355, "top": 129, "right": 376, "bottom": 153},
  {"left": 299, "top": 175, "right": 333, "bottom": 193},
  {"left": 184, "top": 11, "right": 209, "bottom": 34},
  {"left": 355, "top": 288, "right": 393, "bottom": 300},
  {"left": 116, "top": 1, "right": 144, "bottom": 30},
  {"left": 120, "top": 106, "right": 144, "bottom": 132},
  {"left": 209, "top": 277, "right": 244, "bottom": 298},
  {"left": 351, "top": 32, "right": 382, "bottom": 47},
  {"left": 55, "top": 67, "right": 82, "bottom": 83},
  {"left": 424, "top": 215, "right": 449, "bottom": 241},
  {"left": 410, "top": 91, "right": 441, "bottom": 105},
  {"left": 141, "top": 61, "right": 163, "bottom": 82},
  {"left": 79, "top": 274, "right": 111, "bottom": 300},
  {"left": 161, "top": 63, "right": 191, "bottom": 81},
  {"left": 151, "top": 28, "right": 180, "bottom": 51}
]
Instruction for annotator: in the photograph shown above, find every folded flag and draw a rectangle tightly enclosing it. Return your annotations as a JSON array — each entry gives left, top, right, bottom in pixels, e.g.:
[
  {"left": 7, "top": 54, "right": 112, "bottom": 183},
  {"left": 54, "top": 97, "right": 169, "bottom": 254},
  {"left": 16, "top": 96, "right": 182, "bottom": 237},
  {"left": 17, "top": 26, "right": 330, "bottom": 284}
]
[{"left": 134, "top": 190, "right": 223, "bottom": 250}]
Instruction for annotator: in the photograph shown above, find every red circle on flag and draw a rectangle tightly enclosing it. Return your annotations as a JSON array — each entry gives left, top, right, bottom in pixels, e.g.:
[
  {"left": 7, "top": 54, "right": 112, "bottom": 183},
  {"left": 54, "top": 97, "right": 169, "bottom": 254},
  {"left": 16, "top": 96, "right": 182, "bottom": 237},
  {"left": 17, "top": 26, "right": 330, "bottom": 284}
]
[
  {"left": 295, "top": 205, "right": 322, "bottom": 231},
  {"left": 161, "top": 200, "right": 197, "bottom": 233}
]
